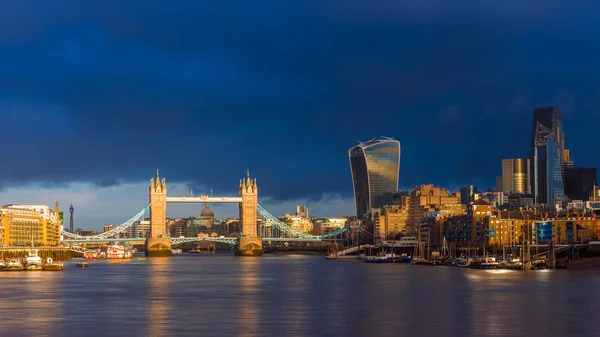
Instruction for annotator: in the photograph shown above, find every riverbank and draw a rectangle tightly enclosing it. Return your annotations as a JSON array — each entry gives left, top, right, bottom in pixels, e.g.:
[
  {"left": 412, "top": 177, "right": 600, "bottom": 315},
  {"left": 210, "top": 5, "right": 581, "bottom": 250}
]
[
  {"left": 0, "top": 248, "right": 72, "bottom": 260},
  {"left": 565, "top": 257, "right": 600, "bottom": 269}
]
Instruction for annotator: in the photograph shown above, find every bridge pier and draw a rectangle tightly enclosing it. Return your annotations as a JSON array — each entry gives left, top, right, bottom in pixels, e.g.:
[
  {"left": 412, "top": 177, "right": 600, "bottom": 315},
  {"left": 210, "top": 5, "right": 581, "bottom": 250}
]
[
  {"left": 145, "top": 237, "right": 171, "bottom": 257},
  {"left": 235, "top": 237, "right": 263, "bottom": 256}
]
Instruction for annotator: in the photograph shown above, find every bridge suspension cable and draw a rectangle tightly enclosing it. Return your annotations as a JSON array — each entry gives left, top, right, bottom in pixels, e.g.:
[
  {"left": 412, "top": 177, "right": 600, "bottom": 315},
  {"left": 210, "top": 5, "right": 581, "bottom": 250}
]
[
  {"left": 256, "top": 204, "right": 349, "bottom": 241},
  {"left": 60, "top": 203, "right": 348, "bottom": 243},
  {"left": 61, "top": 204, "right": 151, "bottom": 240}
]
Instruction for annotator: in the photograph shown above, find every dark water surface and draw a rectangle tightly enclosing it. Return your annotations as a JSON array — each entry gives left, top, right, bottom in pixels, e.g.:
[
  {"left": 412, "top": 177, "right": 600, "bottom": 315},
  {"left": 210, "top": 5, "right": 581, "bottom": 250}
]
[{"left": 1, "top": 254, "right": 600, "bottom": 337}]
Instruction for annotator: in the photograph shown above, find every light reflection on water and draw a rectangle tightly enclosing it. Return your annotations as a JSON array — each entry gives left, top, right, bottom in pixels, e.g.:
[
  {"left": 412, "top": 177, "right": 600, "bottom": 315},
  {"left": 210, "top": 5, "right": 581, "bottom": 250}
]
[
  {"left": 146, "top": 258, "right": 171, "bottom": 337},
  {"left": 1, "top": 256, "right": 600, "bottom": 336}
]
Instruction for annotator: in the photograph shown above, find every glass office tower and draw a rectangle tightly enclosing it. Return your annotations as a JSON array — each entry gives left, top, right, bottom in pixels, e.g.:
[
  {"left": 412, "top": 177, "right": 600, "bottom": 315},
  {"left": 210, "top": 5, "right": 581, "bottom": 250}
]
[
  {"left": 501, "top": 158, "right": 531, "bottom": 194},
  {"left": 529, "top": 106, "right": 567, "bottom": 207},
  {"left": 546, "top": 137, "right": 565, "bottom": 207},
  {"left": 349, "top": 137, "right": 400, "bottom": 219}
]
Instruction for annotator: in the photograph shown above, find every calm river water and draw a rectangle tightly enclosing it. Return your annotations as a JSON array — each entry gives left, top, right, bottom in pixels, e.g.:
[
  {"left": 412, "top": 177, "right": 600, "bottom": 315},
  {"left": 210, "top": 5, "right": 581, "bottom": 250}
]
[{"left": 1, "top": 254, "right": 600, "bottom": 337}]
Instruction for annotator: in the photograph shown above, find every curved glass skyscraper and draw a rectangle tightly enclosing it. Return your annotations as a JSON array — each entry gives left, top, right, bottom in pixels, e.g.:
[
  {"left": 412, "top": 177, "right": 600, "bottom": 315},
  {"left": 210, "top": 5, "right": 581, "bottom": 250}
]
[{"left": 349, "top": 137, "right": 400, "bottom": 219}]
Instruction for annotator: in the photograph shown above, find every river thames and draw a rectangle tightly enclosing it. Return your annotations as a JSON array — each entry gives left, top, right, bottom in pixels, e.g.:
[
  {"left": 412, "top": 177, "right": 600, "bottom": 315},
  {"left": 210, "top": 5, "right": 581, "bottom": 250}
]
[{"left": 1, "top": 254, "right": 600, "bottom": 337}]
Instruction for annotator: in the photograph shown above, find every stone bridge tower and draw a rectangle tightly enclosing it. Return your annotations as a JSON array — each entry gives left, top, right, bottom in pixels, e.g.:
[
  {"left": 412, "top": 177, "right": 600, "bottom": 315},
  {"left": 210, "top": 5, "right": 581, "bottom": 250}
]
[
  {"left": 146, "top": 170, "right": 171, "bottom": 257},
  {"left": 235, "top": 170, "right": 262, "bottom": 256}
]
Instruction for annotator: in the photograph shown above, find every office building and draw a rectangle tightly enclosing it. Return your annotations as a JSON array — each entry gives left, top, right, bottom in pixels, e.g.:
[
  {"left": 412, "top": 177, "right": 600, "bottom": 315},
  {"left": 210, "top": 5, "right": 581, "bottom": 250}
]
[
  {"left": 296, "top": 204, "right": 308, "bottom": 218},
  {"left": 495, "top": 176, "right": 503, "bottom": 193},
  {"left": 529, "top": 106, "right": 568, "bottom": 206},
  {"left": 501, "top": 158, "right": 531, "bottom": 194},
  {"left": 565, "top": 168, "right": 597, "bottom": 201},
  {"left": 349, "top": 137, "right": 400, "bottom": 219},
  {"left": 460, "top": 185, "right": 478, "bottom": 205}
]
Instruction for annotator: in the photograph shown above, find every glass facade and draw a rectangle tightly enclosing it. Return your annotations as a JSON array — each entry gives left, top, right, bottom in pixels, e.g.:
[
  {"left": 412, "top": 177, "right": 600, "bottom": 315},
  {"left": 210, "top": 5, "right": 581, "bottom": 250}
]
[
  {"left": 535, "top": 221, "right": 553, "bottom": 245},
  {"left": 501, "top": 158, "right": 530, "bottom": 194},
  {"left": 546, "top": 137, "right": 565, "bottom": 208},
  {"left": 529, "top": 106, "right": 557, "bottom": 204},
  {"left": 349, "top": 138, "right": 400, "bottom": 219}
]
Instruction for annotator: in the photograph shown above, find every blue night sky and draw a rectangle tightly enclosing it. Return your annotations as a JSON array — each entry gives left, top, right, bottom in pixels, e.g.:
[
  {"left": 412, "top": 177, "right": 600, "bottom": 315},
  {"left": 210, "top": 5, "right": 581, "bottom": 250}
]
[{"left": 0, "top": 1, "right": 599, "bottom": 228}]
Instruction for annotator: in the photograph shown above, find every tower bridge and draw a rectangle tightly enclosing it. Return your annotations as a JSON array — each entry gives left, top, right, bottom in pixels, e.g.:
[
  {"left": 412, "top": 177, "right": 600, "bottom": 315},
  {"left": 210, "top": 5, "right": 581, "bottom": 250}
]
[{"left": 60, "top": 170, "right": 350, "bottom": 257}]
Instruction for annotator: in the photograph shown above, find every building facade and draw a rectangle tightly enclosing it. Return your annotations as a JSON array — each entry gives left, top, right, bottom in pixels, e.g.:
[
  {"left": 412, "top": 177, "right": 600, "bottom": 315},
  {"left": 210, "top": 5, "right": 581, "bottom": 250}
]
[
  {"left": 296, "top": 204, "right": 308, "bottom": 218},
  {"left": 168, "top": 218, "right": 187, "bottom": 238},
  {"left": 378, "top": 197, "right": 411, "bottom": 239},
  {"left": 460, "top": 185, "right": 478, "bottom": 205},
  {"left": 565, "top": 167, "right": 597, "bottom": 201},
  {"left": 501, "top": 158, "right": 531, "bottom": 194},
  {"left": 529, "top": 106, "right": 569, "bottom": 207},
  {"left": 313, "top": 217, "right": 348, "bottom": 235},
  {"left": 443, "top": 205, "right": 599, "bottom": 251},
  {"left": 408, "top": 184, "right": 464, "bottom": 226},
  {"left": 0, "top": 203, "right": 63, "bottom": 247},
  {"left": 348, "top": 137, "right": 400, "bottom": 219}
]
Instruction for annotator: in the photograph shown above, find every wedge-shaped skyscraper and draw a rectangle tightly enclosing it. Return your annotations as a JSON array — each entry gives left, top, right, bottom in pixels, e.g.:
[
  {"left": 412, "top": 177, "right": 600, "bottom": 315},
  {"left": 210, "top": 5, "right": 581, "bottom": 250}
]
[{"left": 349, "top": 137, "right": 400, "bottom": 219}]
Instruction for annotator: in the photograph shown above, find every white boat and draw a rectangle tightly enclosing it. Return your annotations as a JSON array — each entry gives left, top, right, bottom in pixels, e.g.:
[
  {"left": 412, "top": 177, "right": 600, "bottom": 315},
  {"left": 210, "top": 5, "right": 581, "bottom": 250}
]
[
  {"left": 23, "top": 249, "right": 43, "bottom": 271},
  {"left": 364, "top": 252, "right": 391, "bottom": 263},
  {"left": 171, "top": 248, "right": 182, "bottom": 254},
  {"left": 43, "top": 257, "right": 64, "bottom": 271},
  {"left": 107, "top": 245, "right": 125, "bottom": 259},
  {"left": 5, "top": 258, "right": 24, "bottom": 271},
  {"left": 84, "top": 250, "right": 98, "bottom": 260}
]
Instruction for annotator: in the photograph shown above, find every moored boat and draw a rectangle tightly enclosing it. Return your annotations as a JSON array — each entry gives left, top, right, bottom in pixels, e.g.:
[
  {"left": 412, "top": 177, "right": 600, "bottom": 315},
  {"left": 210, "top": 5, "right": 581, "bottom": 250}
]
[
  {"left": 23, "top": 249, "right": 43, "bottom": 271},
  {"left": 171, "top": 248, "right": 183, "bottom": 254},
  {"left": 42, "top": 257, "right": 64, "bottom": 271},
  {"left": 107, "top": 245, "right": 125, "bottom": 259},
  {"left": 365, "top": 251, "right": 391, "bottom": 263},
  {"left": 556, "top": 258, "right": 568, "bottom": 269},
  {"left": 0, "top": 260, "right": 6, "bottom": 271},
  {"left": 84, "top": 250, "right": 98, "bottom": 260},
  {"left": 456, "top": 258, "right": 470, "bottom": 267},
  {"left": 5, "top": 258, "right": 24, "bottom": 271},
  {"left": 398, "top": 253, "right": 412, "bottom": 263},
  {"left": 97, "top": 251, "right": 107, "bottom": 260},
  {"left": 469, "top": 257, "right": 498, "bottom": 269}
]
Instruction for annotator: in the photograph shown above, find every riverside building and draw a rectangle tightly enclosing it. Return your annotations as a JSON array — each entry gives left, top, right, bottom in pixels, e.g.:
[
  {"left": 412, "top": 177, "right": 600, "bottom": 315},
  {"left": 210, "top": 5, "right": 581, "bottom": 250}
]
[{"left": 0, "top": 203, "right": 63, "bottom": 247}]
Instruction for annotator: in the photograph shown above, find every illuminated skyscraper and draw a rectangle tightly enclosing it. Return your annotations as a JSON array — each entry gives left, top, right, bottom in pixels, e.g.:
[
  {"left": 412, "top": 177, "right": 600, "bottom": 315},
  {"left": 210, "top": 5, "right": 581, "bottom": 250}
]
[
  {"left": 501, "top": 158, "right": 531, "bottom": 194},
  {"left": 529, "top": 106, "right": 567, "bottom": 207},
  {"left": 349, "top": 137, "right": 400, "bottom": 219}
]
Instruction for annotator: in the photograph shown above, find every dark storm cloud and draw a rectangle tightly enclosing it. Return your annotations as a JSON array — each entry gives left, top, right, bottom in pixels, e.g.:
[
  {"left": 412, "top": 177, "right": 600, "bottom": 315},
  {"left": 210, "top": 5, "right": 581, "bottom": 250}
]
[
  {"left": 0, "top": 0, "right": 599, "bottom": 199},
  {"left": 96, "top": 178, "right": 120, "bottom": 188}
]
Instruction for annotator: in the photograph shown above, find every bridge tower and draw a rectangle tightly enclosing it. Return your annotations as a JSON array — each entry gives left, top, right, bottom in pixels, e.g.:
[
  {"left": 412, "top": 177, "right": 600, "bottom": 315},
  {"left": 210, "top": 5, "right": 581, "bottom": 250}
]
[
  {"left": 146, "top": 170, "right": 171, "bottom": 257},
  {"left": 235, "top": 170, "right": 263, "bottom": 256}
]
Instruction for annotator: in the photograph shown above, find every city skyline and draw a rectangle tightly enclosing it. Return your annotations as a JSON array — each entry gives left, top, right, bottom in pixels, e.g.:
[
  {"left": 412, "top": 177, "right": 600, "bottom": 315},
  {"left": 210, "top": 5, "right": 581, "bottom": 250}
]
[{"left": 1, "top": 2, "right": 599, "bottom": 228}]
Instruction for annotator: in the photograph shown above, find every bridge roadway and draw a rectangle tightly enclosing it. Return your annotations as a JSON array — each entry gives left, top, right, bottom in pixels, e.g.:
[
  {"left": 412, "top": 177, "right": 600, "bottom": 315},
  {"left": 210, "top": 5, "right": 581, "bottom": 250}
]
[{"left": 62, "top": 237, "right": 343, "bottom": 244}]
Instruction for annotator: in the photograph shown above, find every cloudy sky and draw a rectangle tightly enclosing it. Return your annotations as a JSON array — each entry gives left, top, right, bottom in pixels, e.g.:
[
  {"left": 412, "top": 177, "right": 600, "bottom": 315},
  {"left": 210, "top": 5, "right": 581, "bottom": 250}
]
[{"left": 1, "top": 1, "right": 599, "bottom": 230}]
